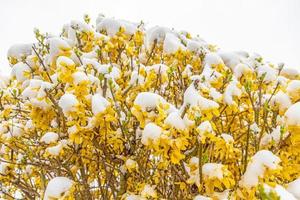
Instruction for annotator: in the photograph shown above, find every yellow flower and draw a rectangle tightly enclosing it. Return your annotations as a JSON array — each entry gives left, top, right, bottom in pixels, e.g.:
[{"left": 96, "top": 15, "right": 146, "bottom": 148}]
[{"left": 141, "top": 184, "right": 157, "bottom": 199}]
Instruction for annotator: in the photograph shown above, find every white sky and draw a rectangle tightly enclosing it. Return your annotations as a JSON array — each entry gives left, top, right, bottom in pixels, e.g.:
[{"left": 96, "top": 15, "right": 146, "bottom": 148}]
[{"left": 0, "top": 0, "right": 299, "bottom": 73}]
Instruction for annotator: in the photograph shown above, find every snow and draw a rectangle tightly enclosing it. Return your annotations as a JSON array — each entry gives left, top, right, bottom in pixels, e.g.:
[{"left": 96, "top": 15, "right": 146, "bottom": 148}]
[
  {"left": 141, "top": 184, "right": 156, "bottom": 198},
  {"left": 186, "top": 39, "right": 207, "bottom": 52},
  {"left": 25, "top": 54, "right": 37, "bottom": 68},
  {"left": 82, "top": 57, "right": 101, "bottom": 69},
  {"left": 185, "top": 157, "right": 200, "bottom": 186},
  {"left": 44, "top": 177, "right": 73, "bottom": 200},
  {"left": 56, "top": 55, "right": 75, "bottom": 68},
  {"left": 0, "top": 122, "right": 8, "bottom": 134},
  {"left": 141, "top": 123, "right": 162, "bottom": 145},
  {"left": 260, "top": 126, "right": 286, "bottom": 146},
  {"left": 91, "top": 93, "right": 110, "bottom": 115},
  {"left": 235, "top": 51, "right": 249, "bottom": 58},
  {"left": 204, "top": 53, "right": 224, "bottom": 66},
  {"left": 284, "top": 102, "right": 300, "bottom": 126},
  {"left": 70, "top": 20, "right": 93, "bottom": 33},
  {"left": 129, "top": 71, "right": 145, "bottom": 85},
  {"left": 209, "top": 88, "right": 222, "bottom": 102},
  {"left": 194, "top": 195, "right": 212, "bottom": 200},
  {"left": 276, "top": 115, "right": 285, "bottom": 126},
  {"left": 124, "top": 194, "right": 142, "bottom": 200},
  {"left": 125, "top": 159, "right": 137, "bottom": 170},
  {"left": 145, "top": 26, "right": 170, "bottom": 50},
  {"left": 221, "top": 133, "right": 234, "bottom": 143},
  {"left": 287, "top": 178, "right": 300, "bottom": 199},
  {"left": 11, "top": 62, "right": 31, "bottom": 82},
  {"left": 65, "top": 20, "right": 94, "bottom": 43},
  {"left": 264, "top": 184, "right": 297, "bottom": 200},
  {"left": 0, "top": 146, "right": 7, "bottom": 155},
  {"left": 250, "top": 122, "right": 261, "bottom": 133},
  {"left": 47, "top": 37, "right": 72, "bottom": 59},
  {"left": 213, "top": 190, "right": 230, "bottom": 200},
  {"left": 146, "top": 64, "right": 169, "bottom": 75},
  {"left": 22, "top": 84, "right": 36, "bottom": 98},
  {"left": 25, "top": 165, "right": 33, "bottom": 175},
  {"left": 182, "top": 64, "right": 193, "bottom": 77},
  {"left": 270, "top": 91, "right": 292, "bottom": 112},
  {"left": 58, "top": 93, "right": 79, "bottom": 115},
  {"left": 223, "top": 79, "right": 242, "bottom": 105},
  {"left": 288, "top": 80, "right": 300, "bottom": 90},
  {"left": 233, "top": 63, "right": 252, "bottom": 79},
  {"left": 163, "top": 33, "right": 185, "bottom": 54},
  {"left": 10, "top": 125, "right": 24, "bottom": 137},
  {"left": 7, "top": 43, "right": 32, "bottom": 60},
  {"left": 46, "top": 140, "right": 69, "bottom": 156},
  {"left": 67, "top": 125, "right": 78, "bottom": 135},
  {"left": 280, "top": 67, "right": 300, "bottom": 79},
  {"left": 72, "top": 71, "right": 89, "bottom": 85},
  {"left": 134, "top": 92, "right": 175, "bottom": 112},
  {"left": 0, "top": 72, "right": 9, "bottom": 88},
  {"left": 240, "top": 150, "right": 280, "bottom": 188},
  {"left": 37, "top": 82, "right": 53, "bottom": 98},
  {"left": 40, "top": 132, "right": 59, "bottom": 144},
  {"left": 22, "top": 79, "right": 53, "bottom": 100},
  {"left": 50, "top": 73, "right": 58, "bottom": 84},
  {"left": 197, "top": 121, "right": 213, "bottom": 134},
  {"left": 276, "top": 76, "right": 288, "bottom": 87},
  {"left": 88, "top": 74, "right": 100, "bottom": 85},
  {"left": 46, "top": 143, "right": 63, "bottom": 156},
  {"left": 50, "top": 119, "right": 58, "bottom": 128},
  {"left": 183, "top": 83, "right": 219, "bottom": 110},
  {"left": 183, "top": 115, "right": 195, "bottom": 127},
  {"left": 96, "top": 17, "right": 138, "bottom": 36},
  {"left": 31, "top": 98, "right": 51, "bottom": 109},
  {"left": 0, "top": 162, "right": 9, "bottom": 174},
  {"left": 21, "top": 85, "right": 38, "bottom": 99},
  {"left": 272, "top": 185, "right": 297, "bottom": 200},
  {"left": 202, "top": 163, "right": 224, "bottom": 179},
  {"left": 218, "top": 51, "right": 242, "bottom": 70},
  {"left": 94, "top": 32, "right": 110, "bottom": 41},
  {"left": 286, "top": 80, "right": 300, "bottom": 98},
  {"left": 257, "top": 64, "right": 278, "bottom": 83},
  {"left": 199, "top": 64, "right": 222, "bottom": 84},
  {"left": 107, "top": 67, "right": 121, "bottom": 80},
  {"left": 164, "top": 111, "right": 186, "bottom": 131},
  {"left": 96, "top": 64, "right": 121, "bottom": 79}
]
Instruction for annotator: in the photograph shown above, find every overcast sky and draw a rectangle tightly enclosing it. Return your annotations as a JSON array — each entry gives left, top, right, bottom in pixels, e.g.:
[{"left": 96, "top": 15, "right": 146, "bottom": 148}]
[{"left": 0, "top": 0, "right": 299, "bottom": 74}]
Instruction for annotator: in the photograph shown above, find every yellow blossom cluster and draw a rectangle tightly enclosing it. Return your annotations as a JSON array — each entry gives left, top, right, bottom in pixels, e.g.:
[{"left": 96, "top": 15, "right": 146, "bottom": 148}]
[{"left": 0, "top": 14, "right": 300, "bottom": 199}]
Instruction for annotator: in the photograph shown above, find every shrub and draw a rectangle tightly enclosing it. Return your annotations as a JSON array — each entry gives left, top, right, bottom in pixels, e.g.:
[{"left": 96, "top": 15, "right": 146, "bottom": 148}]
[{"left": 0, "top": 14, "right": 299, "bottom": 199}]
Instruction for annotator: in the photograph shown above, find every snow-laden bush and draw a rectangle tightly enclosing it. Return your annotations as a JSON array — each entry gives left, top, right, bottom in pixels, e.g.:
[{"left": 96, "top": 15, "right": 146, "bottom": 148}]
[{"left": 0, "top": 14, "right": 299, "bottom": 199}]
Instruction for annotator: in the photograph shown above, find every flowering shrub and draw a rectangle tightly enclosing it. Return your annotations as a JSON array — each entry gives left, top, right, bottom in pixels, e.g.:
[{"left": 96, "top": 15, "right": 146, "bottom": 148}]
[{"left": 0, "top": 14, "right": 300, "bottom": 199}]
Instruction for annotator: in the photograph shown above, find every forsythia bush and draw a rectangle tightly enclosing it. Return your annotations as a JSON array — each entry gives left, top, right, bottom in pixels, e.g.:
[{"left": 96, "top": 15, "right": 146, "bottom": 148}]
[{"left": 0, "top": 14, "right": 300, "bottom": 199}]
